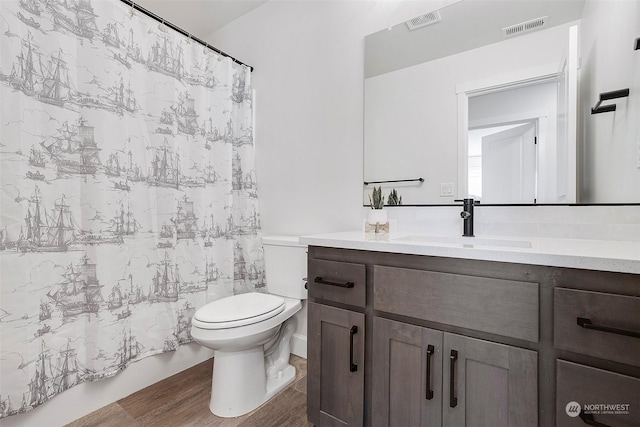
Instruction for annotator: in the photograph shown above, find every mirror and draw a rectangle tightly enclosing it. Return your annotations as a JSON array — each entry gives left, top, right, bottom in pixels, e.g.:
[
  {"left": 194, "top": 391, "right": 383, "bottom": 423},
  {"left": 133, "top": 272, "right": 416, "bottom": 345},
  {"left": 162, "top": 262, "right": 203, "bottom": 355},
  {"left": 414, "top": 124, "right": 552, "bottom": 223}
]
[{"left": 364, "top": 0, "right": 640, "bottom": 205}]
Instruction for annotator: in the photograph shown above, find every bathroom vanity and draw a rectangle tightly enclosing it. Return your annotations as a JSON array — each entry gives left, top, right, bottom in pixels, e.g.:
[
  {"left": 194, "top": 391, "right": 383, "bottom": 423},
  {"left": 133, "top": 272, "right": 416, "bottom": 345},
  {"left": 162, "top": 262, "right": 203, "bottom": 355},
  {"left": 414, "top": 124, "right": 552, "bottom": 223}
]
[{"left": 301, "top": 232, "right": 640, "bottom": 427}]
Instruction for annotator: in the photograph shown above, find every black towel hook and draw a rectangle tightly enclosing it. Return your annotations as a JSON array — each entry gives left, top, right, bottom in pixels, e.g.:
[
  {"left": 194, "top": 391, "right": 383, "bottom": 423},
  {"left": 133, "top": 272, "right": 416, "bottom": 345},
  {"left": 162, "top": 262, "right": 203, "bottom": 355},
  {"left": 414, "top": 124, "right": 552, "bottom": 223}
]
[{"left": 591, "top": 88, "right": 629, "bottom": 114}]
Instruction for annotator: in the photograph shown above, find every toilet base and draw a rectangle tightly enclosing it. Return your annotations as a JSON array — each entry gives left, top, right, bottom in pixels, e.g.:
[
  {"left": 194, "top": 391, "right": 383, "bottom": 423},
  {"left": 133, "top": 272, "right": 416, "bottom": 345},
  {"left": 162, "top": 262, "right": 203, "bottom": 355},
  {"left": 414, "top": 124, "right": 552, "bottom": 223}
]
[
  {"left": 209, "top": 347, "right": 296, "bottom": 418},
  {"left": 265, "top": 363, "right": 296, "bottom": 401}
]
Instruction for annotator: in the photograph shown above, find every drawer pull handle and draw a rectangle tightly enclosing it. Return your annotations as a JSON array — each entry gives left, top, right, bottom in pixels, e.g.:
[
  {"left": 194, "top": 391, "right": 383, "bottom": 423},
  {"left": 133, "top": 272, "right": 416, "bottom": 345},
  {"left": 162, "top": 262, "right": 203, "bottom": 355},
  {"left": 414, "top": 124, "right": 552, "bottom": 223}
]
[
  {"left": 349, "top": 326, "right": 358, "bottom": 372},
  {"left": 579, "top": 411, "right": 611, "bottom": 427},
  {"left": 425, "top": 344, "right": 434, "bottom": 400},
  {"left": 449, "top": 349, "right": 458, "bottom": 408},
  {"left": 314, "top": 276, "right": 355, "bottom": 288},
  {"left": 577, "top": 317, "right": 640, "bottom": 338}
]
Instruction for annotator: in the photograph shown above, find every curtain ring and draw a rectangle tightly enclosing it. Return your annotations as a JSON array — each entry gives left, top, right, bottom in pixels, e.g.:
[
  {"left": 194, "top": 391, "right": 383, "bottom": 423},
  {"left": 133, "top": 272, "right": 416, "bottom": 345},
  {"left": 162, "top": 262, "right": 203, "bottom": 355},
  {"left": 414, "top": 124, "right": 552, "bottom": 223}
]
[{"left": 130, "top": 1, "right": 135, "bottom": 16}]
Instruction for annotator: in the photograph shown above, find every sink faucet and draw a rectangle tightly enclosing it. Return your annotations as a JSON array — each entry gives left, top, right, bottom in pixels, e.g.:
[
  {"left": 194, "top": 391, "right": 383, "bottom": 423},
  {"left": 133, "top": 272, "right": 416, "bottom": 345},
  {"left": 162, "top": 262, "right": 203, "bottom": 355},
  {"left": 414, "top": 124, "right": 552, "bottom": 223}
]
[{"left": 454, "top": 198, "right": 479, "bottom": 237}]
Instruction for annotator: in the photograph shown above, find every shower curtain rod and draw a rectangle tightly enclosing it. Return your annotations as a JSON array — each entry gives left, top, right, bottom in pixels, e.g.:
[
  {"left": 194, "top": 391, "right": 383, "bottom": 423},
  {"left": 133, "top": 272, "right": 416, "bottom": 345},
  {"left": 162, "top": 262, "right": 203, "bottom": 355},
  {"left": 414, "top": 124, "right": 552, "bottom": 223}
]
[{"left": 119, "top": 0, "right": 254, "bottom": 72}]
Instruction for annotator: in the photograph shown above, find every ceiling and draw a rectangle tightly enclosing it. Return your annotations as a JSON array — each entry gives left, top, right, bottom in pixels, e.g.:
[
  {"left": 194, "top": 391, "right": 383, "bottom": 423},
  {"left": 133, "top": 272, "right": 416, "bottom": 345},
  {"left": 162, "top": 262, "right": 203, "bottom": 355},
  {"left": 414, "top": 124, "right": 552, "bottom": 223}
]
[
  {"left": 365, "top": 0, "right": 586, "bottom": 78},
  {"left": 135, "top": 0, "right": 268, "bottom": 39}
]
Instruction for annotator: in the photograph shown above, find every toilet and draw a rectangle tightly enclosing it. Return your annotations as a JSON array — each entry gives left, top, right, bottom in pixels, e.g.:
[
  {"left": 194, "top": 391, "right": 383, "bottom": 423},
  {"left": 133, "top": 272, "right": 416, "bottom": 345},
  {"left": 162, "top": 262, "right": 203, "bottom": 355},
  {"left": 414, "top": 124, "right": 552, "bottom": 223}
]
[{"left": 190, "top": 236, "right": 307, "bottom": 417}]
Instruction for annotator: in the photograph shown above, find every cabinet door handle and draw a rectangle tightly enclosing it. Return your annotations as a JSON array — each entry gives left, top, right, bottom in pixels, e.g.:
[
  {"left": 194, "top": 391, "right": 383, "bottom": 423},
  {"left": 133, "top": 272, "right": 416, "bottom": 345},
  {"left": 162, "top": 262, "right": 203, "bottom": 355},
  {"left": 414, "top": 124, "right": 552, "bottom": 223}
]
[
  {"left": 314, "top": 276, "right": 355, "bottom": 288},
  {"left": 449, "top": 349, "right": 458, "bottom": 408},
  {"left": 425, "top": 344, "right": 434, "bottom": 400},
  {"left": 349, "top": 326, "right": 358, "bottom": 372},
  {"left": 577, "top": 317, "right": 640, "bottom": 338},
  {"left": 579, "top": 411, "right": 611, "bottom": 427}
]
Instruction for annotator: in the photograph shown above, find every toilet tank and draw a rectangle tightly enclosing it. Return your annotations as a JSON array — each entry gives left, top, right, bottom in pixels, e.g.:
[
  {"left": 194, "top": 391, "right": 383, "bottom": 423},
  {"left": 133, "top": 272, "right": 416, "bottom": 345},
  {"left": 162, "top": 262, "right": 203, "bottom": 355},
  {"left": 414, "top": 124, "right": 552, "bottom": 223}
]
[{"left": 262, "top": 235, "right": 308, "bottom": 300}]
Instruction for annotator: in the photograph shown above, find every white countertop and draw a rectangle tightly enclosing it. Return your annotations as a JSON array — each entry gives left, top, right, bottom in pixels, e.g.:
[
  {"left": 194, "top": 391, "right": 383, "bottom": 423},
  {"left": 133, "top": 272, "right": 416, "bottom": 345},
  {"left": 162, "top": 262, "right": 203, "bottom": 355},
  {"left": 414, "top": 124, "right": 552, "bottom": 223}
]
[{"left": 299, "top": 231, "right": 640, "bottom": 275}]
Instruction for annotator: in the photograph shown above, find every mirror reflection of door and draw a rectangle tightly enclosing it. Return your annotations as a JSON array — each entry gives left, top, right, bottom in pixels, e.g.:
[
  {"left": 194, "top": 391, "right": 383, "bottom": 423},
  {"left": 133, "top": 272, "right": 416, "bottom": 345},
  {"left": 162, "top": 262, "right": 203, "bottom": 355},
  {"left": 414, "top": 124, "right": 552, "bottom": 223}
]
[
  {"left": 469, "top": 122, "right": 537, "bottom": 203},
  {"left": 467, "top": 79, "right": 561, "bottom": 204}
]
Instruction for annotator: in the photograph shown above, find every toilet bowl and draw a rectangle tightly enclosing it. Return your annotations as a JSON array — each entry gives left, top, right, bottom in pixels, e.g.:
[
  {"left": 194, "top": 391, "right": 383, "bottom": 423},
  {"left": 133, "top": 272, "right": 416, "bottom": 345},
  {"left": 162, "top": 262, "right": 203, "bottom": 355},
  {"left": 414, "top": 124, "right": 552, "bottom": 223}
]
[{"left": 190, "top": 236, "right": 307, "bottom": 417}]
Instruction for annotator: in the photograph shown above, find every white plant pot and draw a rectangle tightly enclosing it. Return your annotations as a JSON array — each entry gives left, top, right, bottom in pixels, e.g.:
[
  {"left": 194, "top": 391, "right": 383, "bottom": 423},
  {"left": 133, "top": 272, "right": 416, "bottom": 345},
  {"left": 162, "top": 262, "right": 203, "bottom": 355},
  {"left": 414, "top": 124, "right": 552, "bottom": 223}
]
[{"left": 367, "top": 209, "right": 387, "bottom": 225}]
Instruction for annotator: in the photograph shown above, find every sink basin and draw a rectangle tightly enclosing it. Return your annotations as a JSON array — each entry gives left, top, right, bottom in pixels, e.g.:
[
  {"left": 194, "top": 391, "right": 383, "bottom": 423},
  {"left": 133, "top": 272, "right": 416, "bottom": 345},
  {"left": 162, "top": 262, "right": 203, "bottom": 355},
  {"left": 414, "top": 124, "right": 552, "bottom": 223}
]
[{"left": 391, "top": 235, "right": 533, "bottom": 249}]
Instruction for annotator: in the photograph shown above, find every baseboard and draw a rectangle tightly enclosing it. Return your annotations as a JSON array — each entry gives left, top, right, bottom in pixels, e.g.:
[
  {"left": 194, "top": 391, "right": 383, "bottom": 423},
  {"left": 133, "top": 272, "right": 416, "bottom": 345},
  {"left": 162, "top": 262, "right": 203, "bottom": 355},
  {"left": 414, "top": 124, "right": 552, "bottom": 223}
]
[{"left": 291, "top": 332, "right": 307, "bottom": 358}]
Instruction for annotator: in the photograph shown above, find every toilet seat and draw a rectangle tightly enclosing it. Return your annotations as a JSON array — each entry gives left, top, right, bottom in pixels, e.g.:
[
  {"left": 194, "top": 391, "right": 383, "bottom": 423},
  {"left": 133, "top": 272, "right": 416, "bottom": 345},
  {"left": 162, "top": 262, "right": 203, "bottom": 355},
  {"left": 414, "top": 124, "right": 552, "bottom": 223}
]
[{"left": 193, "top": 292, "right": 285, "bottom": 329}]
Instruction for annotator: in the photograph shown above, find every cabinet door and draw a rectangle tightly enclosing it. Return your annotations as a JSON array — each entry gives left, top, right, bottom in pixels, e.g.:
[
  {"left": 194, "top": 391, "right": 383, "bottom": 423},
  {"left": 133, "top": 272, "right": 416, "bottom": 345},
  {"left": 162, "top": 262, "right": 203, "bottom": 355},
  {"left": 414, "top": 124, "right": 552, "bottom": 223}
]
[
  {"left": 372, "top": 317, "right": 443, "bottom": 427},
  {"left": 443, "top": 333, "right": 537, "bottom": 427},
  {"left": 307, "top": 302, "right": 365, "bottom": 426}
]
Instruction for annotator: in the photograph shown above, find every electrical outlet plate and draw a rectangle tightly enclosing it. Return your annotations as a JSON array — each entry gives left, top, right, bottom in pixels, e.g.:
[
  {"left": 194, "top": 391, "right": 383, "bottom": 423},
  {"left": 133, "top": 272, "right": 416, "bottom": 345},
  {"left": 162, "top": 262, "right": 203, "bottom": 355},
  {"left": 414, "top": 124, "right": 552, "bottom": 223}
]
[{"left": 440, "top": 183, "right": 454, "bottom": 196}]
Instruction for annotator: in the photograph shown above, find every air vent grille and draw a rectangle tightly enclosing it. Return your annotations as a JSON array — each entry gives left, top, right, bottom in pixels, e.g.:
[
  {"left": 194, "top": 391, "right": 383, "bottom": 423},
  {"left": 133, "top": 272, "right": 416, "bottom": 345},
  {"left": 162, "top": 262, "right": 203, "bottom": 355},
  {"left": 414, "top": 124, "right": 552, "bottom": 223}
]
[
  {"left": 406, "top": 11, "right": 442, "bottom": 31},
  {"left": 502, "top": 16, "right": 548, "bottom": 38}
]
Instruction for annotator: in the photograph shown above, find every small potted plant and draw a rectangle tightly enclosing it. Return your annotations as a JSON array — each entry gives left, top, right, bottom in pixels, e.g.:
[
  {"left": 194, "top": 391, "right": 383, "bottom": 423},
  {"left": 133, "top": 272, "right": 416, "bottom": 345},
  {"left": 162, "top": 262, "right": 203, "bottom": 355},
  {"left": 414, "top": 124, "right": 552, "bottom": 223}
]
[
  {"left": 386, "top": 189, "right": 402, "bottom": 206},
  {"left": 367, "top": 186, "right": 387, "bottom": 225}
]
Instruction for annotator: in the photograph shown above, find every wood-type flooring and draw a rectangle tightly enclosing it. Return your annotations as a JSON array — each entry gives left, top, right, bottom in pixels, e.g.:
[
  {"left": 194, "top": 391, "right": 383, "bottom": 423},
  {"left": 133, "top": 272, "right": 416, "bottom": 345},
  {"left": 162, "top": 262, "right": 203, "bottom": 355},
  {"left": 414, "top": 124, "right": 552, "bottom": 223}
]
[{"left": 65, "top": 355, "right": 310, "bottom": 427}]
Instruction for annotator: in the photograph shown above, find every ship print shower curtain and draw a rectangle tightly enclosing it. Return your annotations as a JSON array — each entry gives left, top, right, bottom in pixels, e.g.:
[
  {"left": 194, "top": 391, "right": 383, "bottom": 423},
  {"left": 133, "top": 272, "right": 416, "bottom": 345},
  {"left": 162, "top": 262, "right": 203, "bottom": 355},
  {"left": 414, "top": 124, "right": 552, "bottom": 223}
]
[{"left": 0, "top": 0, "right": 263, "bottom": 419}]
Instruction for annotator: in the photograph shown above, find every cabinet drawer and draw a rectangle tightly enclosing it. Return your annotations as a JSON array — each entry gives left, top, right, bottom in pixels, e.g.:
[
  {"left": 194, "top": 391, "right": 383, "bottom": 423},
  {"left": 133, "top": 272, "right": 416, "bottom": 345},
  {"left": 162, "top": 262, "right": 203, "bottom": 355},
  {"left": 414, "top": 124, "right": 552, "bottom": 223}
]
[
  {"left": 308, "top": 259, "right": 366, "bottom": 308},
  {"left": 373, "top": 266, "right": 539, "bottom": 342},
  {"left": 554, "top": 288, "right": 640, "bottom": 367},
  {"left": 556, "top": 359, "right": 640, "bottom": 426}
]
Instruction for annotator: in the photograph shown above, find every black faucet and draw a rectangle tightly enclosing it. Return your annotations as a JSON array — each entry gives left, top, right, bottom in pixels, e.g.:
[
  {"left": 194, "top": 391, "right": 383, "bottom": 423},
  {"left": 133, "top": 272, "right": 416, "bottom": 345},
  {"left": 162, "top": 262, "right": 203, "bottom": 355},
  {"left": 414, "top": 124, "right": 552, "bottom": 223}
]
[{"left": 454, "top": 198, "right": 479, "bottom": 237}]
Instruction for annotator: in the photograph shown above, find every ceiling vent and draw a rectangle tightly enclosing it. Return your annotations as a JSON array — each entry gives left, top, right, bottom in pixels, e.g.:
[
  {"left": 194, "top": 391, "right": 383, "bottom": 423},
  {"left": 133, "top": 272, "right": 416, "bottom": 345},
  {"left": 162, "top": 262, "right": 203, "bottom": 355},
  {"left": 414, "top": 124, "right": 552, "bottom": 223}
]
[
  {"left": 502, "top": 16, "right": 548, "bottom": 38},
  {"left": 406, "top": 11, "right": 442, "bottom": 31}
]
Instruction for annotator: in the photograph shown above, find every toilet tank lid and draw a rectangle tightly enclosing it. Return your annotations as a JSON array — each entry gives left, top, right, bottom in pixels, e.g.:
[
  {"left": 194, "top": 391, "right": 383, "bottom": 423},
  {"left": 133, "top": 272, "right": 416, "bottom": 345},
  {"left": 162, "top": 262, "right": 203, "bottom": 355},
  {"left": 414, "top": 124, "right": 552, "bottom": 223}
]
[
  {"left": 194, "top": 292, "right": 285, "bottom": 324},
  {"left": 261, "top": 235, "right": 306, "bottom": 247}
]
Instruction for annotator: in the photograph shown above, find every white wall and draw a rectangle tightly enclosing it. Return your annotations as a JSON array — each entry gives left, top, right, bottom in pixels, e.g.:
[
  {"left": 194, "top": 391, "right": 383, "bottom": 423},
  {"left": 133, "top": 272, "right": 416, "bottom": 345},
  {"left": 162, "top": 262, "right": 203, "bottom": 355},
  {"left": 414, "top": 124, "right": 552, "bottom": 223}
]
[
  {"left": 579, "top": 0, "right": 640, "bottom": 202},
  {"left": 209, "top": 0, "right": 454, "bottom": 234}
]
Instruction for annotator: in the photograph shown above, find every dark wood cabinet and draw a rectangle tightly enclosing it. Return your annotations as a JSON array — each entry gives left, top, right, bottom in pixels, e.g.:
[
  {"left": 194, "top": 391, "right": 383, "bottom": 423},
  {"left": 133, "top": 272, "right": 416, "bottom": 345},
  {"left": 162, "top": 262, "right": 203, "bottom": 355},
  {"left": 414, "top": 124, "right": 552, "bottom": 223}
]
[
  {"left": 306, "top": 245, "right": 639, "bottom": 426},
  {"left": 308, "top": 302, "right": 365, "bottom": 426},
  {"left": 372, "top": 317, "right": 537, "bottom": 427}
]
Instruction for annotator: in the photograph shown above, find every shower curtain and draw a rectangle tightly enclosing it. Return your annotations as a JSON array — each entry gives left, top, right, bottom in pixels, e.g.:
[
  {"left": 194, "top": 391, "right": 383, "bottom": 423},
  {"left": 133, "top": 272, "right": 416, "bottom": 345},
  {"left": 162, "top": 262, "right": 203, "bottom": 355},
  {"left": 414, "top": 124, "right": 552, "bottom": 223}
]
[{"left": 0, "top": 0, "right": 263, "bottom": 419}]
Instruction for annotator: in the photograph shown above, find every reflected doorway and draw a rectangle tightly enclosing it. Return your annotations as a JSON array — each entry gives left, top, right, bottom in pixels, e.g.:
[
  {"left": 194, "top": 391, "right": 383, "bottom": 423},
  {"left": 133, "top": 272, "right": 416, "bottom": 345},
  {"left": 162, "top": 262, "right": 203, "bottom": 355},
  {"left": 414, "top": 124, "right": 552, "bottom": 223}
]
[
  {"left": 466, "top": 78, "right": 561, "bottom": 204},
  {"left": 468, "top": 121, "right": 537, "bottom": 203}
]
